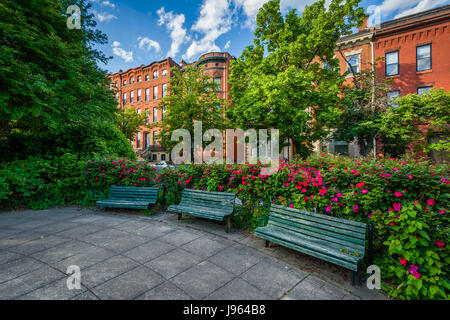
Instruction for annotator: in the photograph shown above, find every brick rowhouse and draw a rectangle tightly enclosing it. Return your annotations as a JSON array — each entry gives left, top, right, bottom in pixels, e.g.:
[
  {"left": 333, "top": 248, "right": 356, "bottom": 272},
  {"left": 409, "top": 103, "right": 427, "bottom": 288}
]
[
  {"left": 108, "top": 52, "right": 235, "bottom": 162},
  {"left": 321, "top": 5, "right": 449, "bottom": 162}
]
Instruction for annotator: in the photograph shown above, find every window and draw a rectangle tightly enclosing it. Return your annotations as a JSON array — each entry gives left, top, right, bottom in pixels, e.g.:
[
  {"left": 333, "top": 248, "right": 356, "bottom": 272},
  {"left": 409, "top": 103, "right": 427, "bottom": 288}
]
[
  {"left": 123, "top": 80, "right": 127, "bottom": 86},
  {"left": 136, "top": 132, "right": 141, "bottom": 149},
  {"left": 115, "top": 81, "right": 118, "bottom": 87},
  {"left": 137, "top": 76, "right": 141, "bottom": 82},
  {"left": 214, "top": 78, "right": 221, "bottom": 91},
  {"left": 137, "top": 109, "right": 141, "bottom": 115},
  {"left": 322, "top": 62, "right": 332, "bottom": 70},
  {"left": 161, "top": 154, "right": 166, "bottom": 161},
  {"left": 145, "top": 109, "right": 149, "bottom": 124},
  {"left": 386, "top": 51, "right": 399, "bottom": 76},
  {"left": 162, "top": 84, "right": 167, "bottom": 97},
  {"left": 145, "top": 74, "right": 149, "bottom": 81},
  {"left": 153, "top": 131, "right": 158, "bottom": 146},
  {"left": 137, "top": 89, "right": 141, "bottom": 102},
  {"left": 130, "top": 91, "right": 134, "bottom": 104},
  {"left": 387, "top": 91, "right": 400, "bottom": 107},
  {"left": 153, "top": 70, "right": 158, "bottom": 79},
  {"left": 346, "top": 54, "right": 360, "bottom": 75},
  {"left": 144, "top": 132, "right": 149, "bottom": 149},
  {"left": 153, "top": 86, "right": 158, "bottom": 100},
  {"left": 123, "top": 93, "right": 127, "bottom": 105},
  {"left": 145, "top": 88, "right": 150, "bottom": 102},
  {"left": 162, "top": 69, "right": 168, "bottom": 76},
  {"left": 162, "top": 106, "right": 166, "bottom": 120},
  {"left": 417, "top": 44, "right": 431, "bottom": 71},
  {"left": 152, "top": 154, "right": 157, "bottom": 161},
  {"left": 130, "top": 77, "right": 134, "bottom": 84},
  {"left": 417, "top": 86, "right": 432, "bottom": 95},
  {"left": 153, "top": 107, "right": 158, "bottom": 123},
  {"left": 115, "top": 93, "right": 119, "bottom": 101}
]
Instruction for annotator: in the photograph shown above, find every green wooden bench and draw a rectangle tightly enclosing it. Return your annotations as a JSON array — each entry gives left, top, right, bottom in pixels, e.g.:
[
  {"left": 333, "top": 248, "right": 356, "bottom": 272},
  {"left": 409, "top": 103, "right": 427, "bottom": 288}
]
[
  {"left": 96, "top": 186, "right": 160, "bottom": 210},
  {"left": 254, "top": 204, "right": 373, "bottom": 285},
  {"left": 167, "top": 189, "right": 236, "bottom": 233}
]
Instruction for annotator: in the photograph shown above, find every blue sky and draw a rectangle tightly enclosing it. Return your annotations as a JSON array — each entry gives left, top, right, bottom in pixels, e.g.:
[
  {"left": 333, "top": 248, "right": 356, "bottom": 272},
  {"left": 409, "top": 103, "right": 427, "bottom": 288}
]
[{"left": 88, "top": 0, "right": 450, "bottom": 74}]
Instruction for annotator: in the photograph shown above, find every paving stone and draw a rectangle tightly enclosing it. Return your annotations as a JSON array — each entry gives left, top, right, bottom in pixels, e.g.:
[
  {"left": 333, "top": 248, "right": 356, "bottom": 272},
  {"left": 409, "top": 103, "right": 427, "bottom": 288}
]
[
  {"left": 91, "top": 217, "right": 128, "bottom": 227},
  {"left": 113, "top": 220, "right": 151, "bottom": 233},
  {"left": 82, "top": 229, "right": 130, "bottom": 245},
  {"left": 8, "top": 219, "right": 56, "bottom": 231},
  {"left": 9, "top": 235, "right": 71, "bottom": 255},
  {"left": 0, "top": 257, "right": 46, "bottom": 283},
  {"left": 241, "top": 258, "right": 308, "bottom": 299},
  {"left": 171, "top": 261, "right": 235, "bottom": 299},
  {"left": 0, "top": 228, "right": 24, "bottom": 239},
  {"left": 182, "top": 237, "right": 229, "bottom": 259},
  {"left": 69, "top": 215, "right": 104, "bottom": 224},
  {"left": 342, "top": 294, "right": 360, "bottom": 300},
  {"left": 0, "top": 231, "right": 45, "bottom": 249},
  {"left": 282, "top": 276, "right": 346, "bottom": 300},
  {"left": 81, "top": 255, "right": 139, "bottom": 288},
  {"left": 0, "top": 250, "right": 22, "bottom": 265},
  {"left": 158, "top": 229, "right": 202, "bottom": 246},
  {"left": 208, "top": 245, "right": 263, "bottom": 275},
  {"left": 137, "top": 281, "right": 192, "bottom": 300},
  {"left": 92, "top": 266, "right": 164, "bottom": 300},
  {"left": 102, "top": 234, "right": 149, "bottom": 253},
  {"left": 134, "top": 223, "right": 175, "bottom": 239},
  {"left": 70, "top": 291, "right": 99, "bottom": 300},
  {"left": 56, "top": 224, "right": 105, "bottom": 239},
  {"left": 145, "top": 248, "right": 203, "bottom": 279},
  {"left": 0, "top": 266, "right": 65, "bottom": 299},
  {"left": 55, "top": 246, "right": 116, "bottom": 271},
  {"left": 0, "top": 218, "right": 30, "bottom": 228},
  {"left": 17, "top": 278, "right": 85, "bottom": 300},
  {"left": 123, "top": 240, "right": 176, "bottom": 263},
  {"left": 33, "top": 221, "right": 81, "bottom": 234},
  {"left": 32, "top": 240, "right": 95, "bottom": 264},
  {"left": 206, "top": 278, "right": 272, "bottom": 300}
]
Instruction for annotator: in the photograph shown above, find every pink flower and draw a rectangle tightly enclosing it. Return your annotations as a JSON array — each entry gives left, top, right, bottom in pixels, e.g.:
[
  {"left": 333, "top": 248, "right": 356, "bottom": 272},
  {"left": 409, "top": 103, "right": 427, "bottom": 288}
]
[
  {"left": 435, "top": 240, "right": 445, "bottom": 247},
  {"left": 394, "top": 191, "right": 402, "bottom": 198},
  {"left": 325, "top": 205, "right": 332, "bottom": 212},
  {"left": 361, "top": 189, "right": 368, "bottom": 194},
  {"left": 337, "top": 193, "right": 342, "bottom": 198},
  {"left": 218, "top": 185, "right": 223, "bottom": 191},
  {"left": 393, "top": 202, "right": 402, "bottom": 212},
  {"left": 289, "top": 204, "right": 294, "bottom": 208},
  {"left": 439, "top": 209, "right": 445, "bottom": 214},
  {"left": 426, "top": 199, "right": 435, "bottom": 206},
  {"left": 389, "top": 221, "right": 395, "bottom": 226},
  {"left": 406, "top": 174, "right": 412, "bottom": 179},
  {"left": 408, "top": 265, "right": 421, "bottom": 279},
  {"left": 352, "top": 205, "right": 359, "bottom": 212},
  {"left": 331, "top": 197, "right": 338, "bottom": 202}
]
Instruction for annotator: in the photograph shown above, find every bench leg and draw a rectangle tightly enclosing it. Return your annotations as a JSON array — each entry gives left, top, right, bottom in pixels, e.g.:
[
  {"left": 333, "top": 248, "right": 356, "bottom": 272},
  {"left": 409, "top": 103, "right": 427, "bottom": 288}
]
[
  {"left": 178, "top": 213, "right": 182, "bottom": 221},
  {"left": 225, "top": 216, "right": 231, "bottom": 233},
  {"left": 265, "top": 240, "right": 270, "bottom": 248},
  {"left": 352, "top": 268, "right": 360, "bottom": 286}
]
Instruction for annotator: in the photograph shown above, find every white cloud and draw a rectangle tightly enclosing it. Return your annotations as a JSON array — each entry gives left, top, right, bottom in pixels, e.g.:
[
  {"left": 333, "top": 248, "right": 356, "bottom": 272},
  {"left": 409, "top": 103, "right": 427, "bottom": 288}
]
[
  {"left": 112, "top": 41, "right": 133, "bottom": 62},
  {"left": 157, "top": 7, "right": 189, "bottom": 59},
  {"left": 101, "top": 1, "right": 115, "bottom": 8},
  {"left": 378, "top": 0, "right": 449, "bottom": 18},
  {"left": 95, "top": 11, "right": 117, "bottom": 22},
  {"left": 138, "top": 37, "right": 161, "bottom": 52},
  {"left": 183, "top": 0, "right": 233, "bottom": 60},
  {"left": 224, "top": 40, "right": 231, "bottom": 49},
  {"left": 394, "top": 0, "right": 448, "bottom": 18}
]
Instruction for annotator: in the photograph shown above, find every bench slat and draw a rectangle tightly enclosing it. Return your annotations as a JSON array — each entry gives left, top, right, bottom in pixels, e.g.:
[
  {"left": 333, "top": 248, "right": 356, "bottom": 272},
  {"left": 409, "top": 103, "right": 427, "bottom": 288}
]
[
  {"left": 182, "top": 189, "right": 235, "bottom": 198},
  {"left": 271, "top": 206, "right": 366, "bottom": 235},
  {"left": 269, "top": 211, "right": 366, "bottom": 241},
  {"left": 255, "top": 228, "right": 360, "bottom": 271},
  {"left": 96, "top": 186, "right": 160, "bottom": 210}
]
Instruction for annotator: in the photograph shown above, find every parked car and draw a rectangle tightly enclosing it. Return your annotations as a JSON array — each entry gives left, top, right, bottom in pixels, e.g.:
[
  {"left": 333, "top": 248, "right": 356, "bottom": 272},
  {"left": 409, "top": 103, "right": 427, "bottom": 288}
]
[{"left": 151, "top": 161, "right": 176, "bottom": 170}]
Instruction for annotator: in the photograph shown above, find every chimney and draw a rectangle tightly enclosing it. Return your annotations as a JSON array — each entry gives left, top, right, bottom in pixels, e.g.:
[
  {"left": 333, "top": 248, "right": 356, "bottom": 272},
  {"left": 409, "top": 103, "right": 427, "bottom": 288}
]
[{"left": 359, "top": 14, "right": 369, "bottom": 31}]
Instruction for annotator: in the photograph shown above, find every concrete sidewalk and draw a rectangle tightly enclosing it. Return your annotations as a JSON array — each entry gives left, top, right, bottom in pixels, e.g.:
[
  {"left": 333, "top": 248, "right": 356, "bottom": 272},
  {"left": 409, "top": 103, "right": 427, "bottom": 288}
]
[{"left": 0, "top": 207, "right": 387, "bottom": 300}]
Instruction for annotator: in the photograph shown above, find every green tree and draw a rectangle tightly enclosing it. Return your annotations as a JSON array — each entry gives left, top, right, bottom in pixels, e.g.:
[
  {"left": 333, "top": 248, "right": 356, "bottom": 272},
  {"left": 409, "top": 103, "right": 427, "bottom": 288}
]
[
  {"left": 380, "top": 88, "right": 450, "bottom": 157},
  {"left": 116, "top": 107, "right": 147, "bottom": 142},
  {"left": 0, "top": 0, "right": 131, "bottom": 160},
  {"left": 156, "top": 65, "right": 226, "bottom": 151},
  {"left": 227, "top": 0, "right": 364, "bottom": 158},
  {"left": 330, "top": 61, "right": 393, "bottom": 156}
]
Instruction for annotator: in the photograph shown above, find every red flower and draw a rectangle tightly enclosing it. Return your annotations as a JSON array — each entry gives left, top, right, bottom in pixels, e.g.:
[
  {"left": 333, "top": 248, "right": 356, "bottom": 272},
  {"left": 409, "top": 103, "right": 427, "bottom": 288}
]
[
  {"left": 356, "top": 182, "right": 365, "bottom": 188},
  {"left": 435, "top": 240, "right": 445, "bottom": 247},
  {"left": 426, "top": 199, "right": 436, "bottom": 206},
  {"left": 400, "top": 258, "right": 407, "bottom": 266}
]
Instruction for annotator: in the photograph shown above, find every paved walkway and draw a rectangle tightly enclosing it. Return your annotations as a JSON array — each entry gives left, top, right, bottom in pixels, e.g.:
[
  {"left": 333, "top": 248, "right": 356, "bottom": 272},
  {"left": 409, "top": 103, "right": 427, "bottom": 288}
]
[{"left": 0, "top": 207, "right": 387, "bottom": 300}]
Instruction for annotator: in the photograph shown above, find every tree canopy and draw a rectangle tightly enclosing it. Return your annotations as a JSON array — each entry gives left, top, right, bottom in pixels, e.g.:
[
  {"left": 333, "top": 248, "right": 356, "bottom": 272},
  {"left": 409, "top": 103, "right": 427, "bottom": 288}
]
[
  {"left": 0, "top": 0, "right": 132, "bottom": 161},
  {"left": 227, "top": 0, "right": 365, "bottom": 158}
]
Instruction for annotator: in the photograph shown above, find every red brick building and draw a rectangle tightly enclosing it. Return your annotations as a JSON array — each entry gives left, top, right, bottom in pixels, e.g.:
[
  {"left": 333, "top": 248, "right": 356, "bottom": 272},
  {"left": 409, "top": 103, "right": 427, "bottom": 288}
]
[
  {"left": 108, "top": 52, "right": 235, "bottom": 162},
  {"left": 321, "top": 5, "right": 450, "bottom": 160}
]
